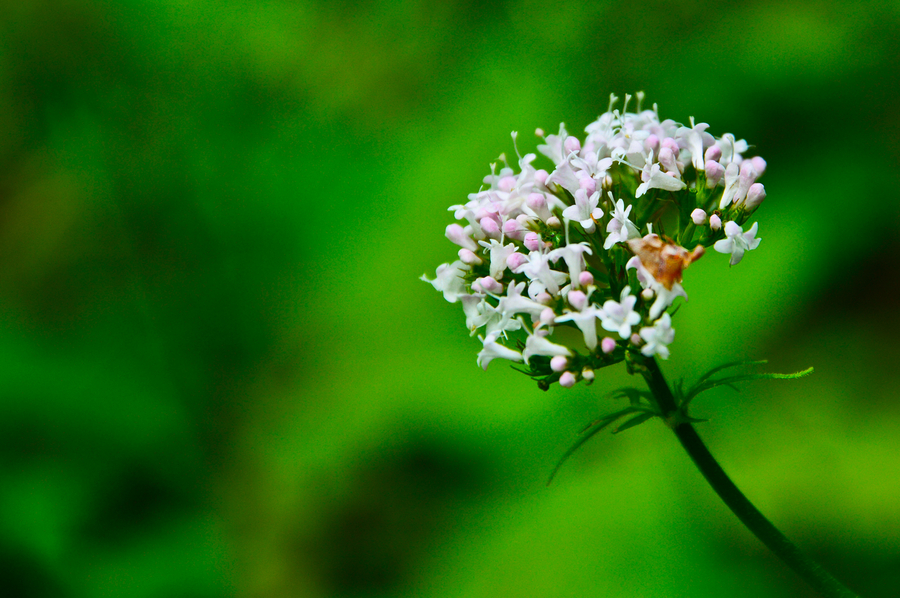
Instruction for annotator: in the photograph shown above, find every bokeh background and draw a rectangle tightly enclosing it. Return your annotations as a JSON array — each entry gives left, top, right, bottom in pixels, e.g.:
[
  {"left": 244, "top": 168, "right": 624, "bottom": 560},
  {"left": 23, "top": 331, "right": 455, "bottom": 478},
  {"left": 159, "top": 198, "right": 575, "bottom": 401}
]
[{"left": 1, "top": 1, "right": 899, "bottom": 597}]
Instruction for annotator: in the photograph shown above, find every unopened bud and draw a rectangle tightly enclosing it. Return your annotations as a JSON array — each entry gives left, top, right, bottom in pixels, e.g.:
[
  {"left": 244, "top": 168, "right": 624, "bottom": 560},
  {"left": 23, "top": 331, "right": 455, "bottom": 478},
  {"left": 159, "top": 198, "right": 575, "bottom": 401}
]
[
  {"left": 601, "top": 337, "right": 616, "bottom": 354},
  {"left": 744, "top": 183, "right": 766, "bottom": 210},
  {"left": 690, "top": 208, "right": 707, "bottom": 225},
  {"left": 559, "top": 371, "right": 576, "bottom": 387},
  {"left": 550, "top": 355, "right": 568, "bottom": 372},
  {"left": 564, "top": 136, "right": 581, "bottom": 154},
  {"left": 506, "top": 252, "right": 528, "bottom": 272},
  {"left": 630, "top": 333, "right": 642, "bottom": 346},
  {"left": 578, "top": 271, "right": 594, "bottom": 287},
  {"left": 705, "top": 161, "right": 725, "bottom": 188},
  {"left": 480, "top": 217, "right": 501, "bottom": 238},
  {"left": 474, "top": 276, "right": 503, "bottom": 294},
  {"left": 709, "top": 214, "right": 722, "bottom": 230},
  {"left": 458, "top": 248, "right": 482, "bottom": 265},
  {"left": 567, "top": 290, "right": 587, "bottom": 311},
  {"left": 540, "top": 308, "right": 555, "bottom": 326},
  {"left": 751, "top": 156, "right": 767, "bottom": 177},
  {"left": 704, "top": 145, "right": 722, "bottom": 162},
  {"left": 445, "top": 223, "right": 477, "bottom": 251},
  {"left": 581, "top": 368, "right": 595, "bottom": 382},
  {"left": 524, "top": 232, "right": 542, "bottom": 252}
]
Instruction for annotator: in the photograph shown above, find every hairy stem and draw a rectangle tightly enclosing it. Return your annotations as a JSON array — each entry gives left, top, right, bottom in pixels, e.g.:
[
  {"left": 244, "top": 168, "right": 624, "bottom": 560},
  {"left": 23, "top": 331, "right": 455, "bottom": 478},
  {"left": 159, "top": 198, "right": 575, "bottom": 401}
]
[{"left": 641, "top": 357, "right": 860, "bottom": 598}]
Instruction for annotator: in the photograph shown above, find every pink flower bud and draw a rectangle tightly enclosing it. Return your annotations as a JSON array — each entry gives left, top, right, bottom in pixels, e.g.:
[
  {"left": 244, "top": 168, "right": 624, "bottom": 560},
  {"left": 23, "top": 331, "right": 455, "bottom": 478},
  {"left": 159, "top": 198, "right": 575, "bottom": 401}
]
[
  {"left": 691, "top": 208, "right": 707, "bottom": 225},
  {"left": 751, "top": 156, "right": 767, "bottom": 177},
  {"left": 644, "top": 134, "right": 660, "bottom": 154},
  {"left": 578, "top": 271, "right": 594, "bottom": 287},
  {"left": 458, "top": 248, "right": 482, "bottom": 265},
  {"left": 658, "top": 147, "right": 679, "bottom": 174},
  {"left": 745, "top": 183, "right": 766, "bottom": 210},
  {"left": 704, "top": 145, "right": 722, "bottom": 162},
  {"left": 705, "top": 161, "right": 725, "bottom": 188},
  {"left": 601, "top": 337, "right": 616, "bottom": 354},
  {"left": 567, "top": 290, "right": 587, "bottom": 311},
  {"left": 564, "top": 136, "right": 581, "bottom": 154},
  {"left": 498, "top": 176, "right": 517, "bottom": 192},
  {"left": 546, "top": 216, "right": 561, "bottom": 229},
  {"left": 474, "top": 276, "right": 503, "bottom": 294},
  {"left": 559, "top": 371, "right": 576, "bottom": 387},
  {"left": 480, "top": 216, "right": 501, "bottom": 238},
  {"left": 550, "top": 355, "right": 568, "bottom": 372},
  {"left": 534, "top": 169, "right": 549, "bottom": 186},
  {"left": 502, "top": 218, "right": 524, "bottom": 240},
  {"left": 579, "top": 177, "right": 597, "bottom": 194},
  {"left": 661, "top": 137, "right": 679, "bottom": 154},
  {"left": 524, "top": 232, "right": 542, "bottom": 252},
  {"left": 540, "top": 308, "right": 555, "bottom": 326},
  {"left": 536, "top": 292, "right": 553, "bottom": 305},
  {"left": 630, "top": 333, "right": 642, "bottom": 346},
  {"left": 709, "top": 214, "right": 722, "bottom": 230},
  {"left": 506, "top": 252, "right": 528, "bottom": 271},
  {"left": 445, "top": 223, "right": 477, "bottom": 251}
]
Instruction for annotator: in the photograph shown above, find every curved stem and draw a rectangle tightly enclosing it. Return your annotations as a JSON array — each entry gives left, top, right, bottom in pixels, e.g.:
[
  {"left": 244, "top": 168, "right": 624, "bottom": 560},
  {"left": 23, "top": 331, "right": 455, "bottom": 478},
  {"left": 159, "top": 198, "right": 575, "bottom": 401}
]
[{"left": 641, "top": 356, "right": 860, "bottom": 598}]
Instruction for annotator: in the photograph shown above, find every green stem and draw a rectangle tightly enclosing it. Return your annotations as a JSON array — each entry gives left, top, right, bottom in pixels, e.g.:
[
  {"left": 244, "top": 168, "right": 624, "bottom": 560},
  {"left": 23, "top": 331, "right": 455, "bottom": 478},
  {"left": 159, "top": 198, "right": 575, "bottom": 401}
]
[{"left": 641, "top": 357, "right": 860, "bottom": 598}]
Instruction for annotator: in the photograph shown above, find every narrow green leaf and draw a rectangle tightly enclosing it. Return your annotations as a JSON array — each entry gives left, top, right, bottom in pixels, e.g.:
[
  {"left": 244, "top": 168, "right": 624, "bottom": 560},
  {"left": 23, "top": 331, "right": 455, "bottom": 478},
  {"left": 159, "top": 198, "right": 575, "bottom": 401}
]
[
  {"left": 696, "top": 359, "right": 769, "bottom": 385},
  {"left": 685, "top": 367, "right": 814, "bottom": 405},
  {"left": 612, "top": 412, "right": 655, "bottom": 434},
  {"left": 549, "top": 407, "right": 639, "bottom": 485}
]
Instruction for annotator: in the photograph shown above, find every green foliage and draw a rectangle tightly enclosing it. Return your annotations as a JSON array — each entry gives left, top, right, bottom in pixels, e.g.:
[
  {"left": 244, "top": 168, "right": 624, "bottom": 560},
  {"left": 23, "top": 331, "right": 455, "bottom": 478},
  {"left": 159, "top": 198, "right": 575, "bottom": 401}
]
[{"left": 676, "top": 360, "right": 815, "bottom": 409}]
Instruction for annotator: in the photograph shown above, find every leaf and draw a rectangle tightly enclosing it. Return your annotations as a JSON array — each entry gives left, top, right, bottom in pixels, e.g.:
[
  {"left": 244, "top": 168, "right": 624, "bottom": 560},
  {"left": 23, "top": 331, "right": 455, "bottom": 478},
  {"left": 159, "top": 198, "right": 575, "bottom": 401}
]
[
  {"left": 684, "top": 366, "right": 814, "bottom": 406},
  {"left": 695, "top": 359, "right": 769, "bottom": 385},
  {"left": 612, "top": 412, "right": 655, "bottom": 434},
  {"left": 548, "top": 407, "right": 639, "bottom": 485}
]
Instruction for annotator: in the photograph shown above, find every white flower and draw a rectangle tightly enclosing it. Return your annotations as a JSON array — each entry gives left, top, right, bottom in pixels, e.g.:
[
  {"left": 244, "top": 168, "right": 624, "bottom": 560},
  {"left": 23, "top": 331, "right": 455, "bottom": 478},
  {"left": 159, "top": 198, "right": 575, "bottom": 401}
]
[
  {"left": 562, "top": 189, "right": 603, "bottom": 232},
  {"left": 555, "top": 304, "right": 603, "bottom": 351},
  {"left": 639, "top": 313, "right": 675, "bottom": 359},
  {"left": 676, "top": 118, "right": 714, "bottom": 172},
  {"left": 498, "top": 281, "right": 547, "bottom": 320},
  {"left": 603, "top": 196, "right": 640, "bottom": 249},
  {"left": 420, "top": 260, "right": 469, "bottom": 303},
  {"left": 714, "top": 221, "right": 761, "bottom": 266},
  {"left": 478, "top": 239, "right": 517, "bottom": 280},
  {"left": 635, "top": 162, "right": 687, "bottom": 198},
  {"left": 512, "top": 250, "right": 566, "bottom": 296},
  {"left": 549, "top": 243, "right": 592, "bottom": 288},
  {"left": 477, "top": 333, "right": 523, "bottom": 370},
  {"left": 522, "top": 331, "right": 573, "bottom": 364},
  {"left": 599, "top": 286, "right": 642, "bottom": 339}
]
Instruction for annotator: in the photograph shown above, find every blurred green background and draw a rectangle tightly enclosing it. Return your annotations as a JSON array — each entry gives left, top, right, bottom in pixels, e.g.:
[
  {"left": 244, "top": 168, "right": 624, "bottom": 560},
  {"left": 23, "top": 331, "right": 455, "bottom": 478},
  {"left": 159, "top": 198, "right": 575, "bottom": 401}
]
[{"left": 1, "top": 1, "right": 899, "bottom": 597}]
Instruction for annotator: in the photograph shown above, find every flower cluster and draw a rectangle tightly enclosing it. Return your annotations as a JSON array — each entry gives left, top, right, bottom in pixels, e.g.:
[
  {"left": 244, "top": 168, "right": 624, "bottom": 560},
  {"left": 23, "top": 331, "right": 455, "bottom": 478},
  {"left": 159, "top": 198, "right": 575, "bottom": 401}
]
[{"left": 423, "top": 93, "right": 765, "bottom": 389}]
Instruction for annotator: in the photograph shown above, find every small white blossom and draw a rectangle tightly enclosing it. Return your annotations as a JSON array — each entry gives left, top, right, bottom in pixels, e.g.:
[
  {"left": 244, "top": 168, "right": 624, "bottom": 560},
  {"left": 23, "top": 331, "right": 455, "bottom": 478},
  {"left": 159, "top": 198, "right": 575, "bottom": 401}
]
[
  {"left": 714, "top": 221, "right": 761, "bottom": 266},
  {"left": 604, "top": 195, "right": 640, "bottom": 249},
  {"left": 562, "top": 189, "right": 603, "bottom": 232},
  {"left": 636, "top": 162, "right": 687, "bottom": 198},
  {"left": 599, "top": 286, "right": 642, "bottom": 339},
  {"left": 420, "top": 260, "right": 469, "bottom": 303},
  {"left": 523, "top": 330, "right": 573, "bottom": 364},
  {"left": 639, "top": 313, "right": 675, "bottom": 359},
  {"left": 478, "top": 239, "right": 517, "bottom": 280},
  {"left": 555, "top": 303, "right": 604, "bottom": 351},
  {"left": 477, "top": 333, "right": 523, "bottom": 370}
]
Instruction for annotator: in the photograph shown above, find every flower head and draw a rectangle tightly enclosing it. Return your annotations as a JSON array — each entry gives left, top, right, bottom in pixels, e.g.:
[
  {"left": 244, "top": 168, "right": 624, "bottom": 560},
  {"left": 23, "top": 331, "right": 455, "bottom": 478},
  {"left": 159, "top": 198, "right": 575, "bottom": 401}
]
[{"left": 423, "top": 93, "right": 771, "bottom": 389}]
